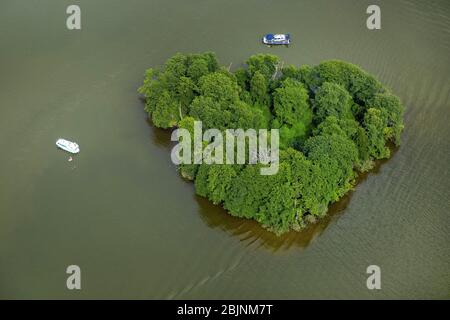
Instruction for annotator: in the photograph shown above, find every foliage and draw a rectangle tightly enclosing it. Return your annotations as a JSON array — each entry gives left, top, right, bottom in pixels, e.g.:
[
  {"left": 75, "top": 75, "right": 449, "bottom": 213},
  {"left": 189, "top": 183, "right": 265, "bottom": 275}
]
[
  {"left": 250, "top": 71, "right": 271, "bottom": 107},
  {"left": 139, "top": 53, "right": 405, "bottom": 234},
  {"left": 246, "top": 53, "right": 280, "bottom": 80},
  {"left": 313, "top": 82, "right": 353, "bottom": 123},
  {"left": 273, "top": 78, "right": 312, "bottom": 127}
]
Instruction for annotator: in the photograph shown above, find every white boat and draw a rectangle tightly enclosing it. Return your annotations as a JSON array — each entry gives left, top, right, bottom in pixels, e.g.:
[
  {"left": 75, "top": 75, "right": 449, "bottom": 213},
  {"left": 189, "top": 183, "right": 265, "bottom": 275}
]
[
  {"left": 56, "top": 138, "right": 80, "bottom": 154},
  {"left": 262, "top": 33, "right": 291, "bottom": 45}
]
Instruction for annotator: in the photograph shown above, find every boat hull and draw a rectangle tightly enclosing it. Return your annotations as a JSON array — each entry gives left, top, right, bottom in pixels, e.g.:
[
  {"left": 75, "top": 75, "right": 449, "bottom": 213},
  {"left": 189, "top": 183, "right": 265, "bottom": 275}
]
[
  {"left": 262, "top": 33, "right": 290, "bottom": 45},
  {"left": 56, "top": 139, "right": 80, "bottom": 154}
]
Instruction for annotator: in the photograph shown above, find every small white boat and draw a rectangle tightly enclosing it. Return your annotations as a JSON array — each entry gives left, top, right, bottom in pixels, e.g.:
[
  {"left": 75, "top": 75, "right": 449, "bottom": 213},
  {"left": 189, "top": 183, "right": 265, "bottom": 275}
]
[
  {"left": 56, "top": 138, "right": 80, "bottom": 154},
  {"left": 262, "top": 33, "right": 291, "bottom": 45}
]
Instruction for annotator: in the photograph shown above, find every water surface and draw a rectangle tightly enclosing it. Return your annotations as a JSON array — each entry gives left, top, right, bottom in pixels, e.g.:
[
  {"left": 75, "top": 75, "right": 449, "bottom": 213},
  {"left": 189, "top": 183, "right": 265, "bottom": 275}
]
[{"left": 0, "top": 0, "right": 449, "bottom": 299}]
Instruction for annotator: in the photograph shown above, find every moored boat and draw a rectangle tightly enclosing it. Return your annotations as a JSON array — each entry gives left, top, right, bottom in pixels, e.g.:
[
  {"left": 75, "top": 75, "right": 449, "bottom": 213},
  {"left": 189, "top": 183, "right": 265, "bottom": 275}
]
[
  {"left": 56, "top": 138, "right": 80, "bottom": 154},
  {"left": 262, "top": 33, "right": 291, "bottom": 45}
]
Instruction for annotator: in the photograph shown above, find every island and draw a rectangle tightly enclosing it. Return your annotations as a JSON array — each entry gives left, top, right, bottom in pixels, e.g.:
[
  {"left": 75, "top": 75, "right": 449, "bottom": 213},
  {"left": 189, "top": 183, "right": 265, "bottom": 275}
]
[{"left": 138, "top": 52, "right": 404, "bottom": 235}]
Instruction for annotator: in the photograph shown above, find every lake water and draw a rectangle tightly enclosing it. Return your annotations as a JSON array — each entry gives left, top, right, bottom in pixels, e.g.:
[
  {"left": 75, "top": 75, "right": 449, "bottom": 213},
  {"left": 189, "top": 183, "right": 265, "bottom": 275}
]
[{"left": 0, "top": 0, "right": 449, "bottom": 299}]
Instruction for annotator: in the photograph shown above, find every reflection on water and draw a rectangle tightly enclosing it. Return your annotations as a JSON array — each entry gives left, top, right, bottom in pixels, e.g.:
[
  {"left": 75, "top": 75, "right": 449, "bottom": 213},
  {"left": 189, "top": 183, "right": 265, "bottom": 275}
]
[
  {"left": 145, "top": 112, "right": 399, "bottom": 251},
  {"left": 195, "top": 195, "right": 329, "bottom": 251},
  {"left": 196, "top": 152, "right": 396, "bottom": 251},
  {"left": 147, "top": 118, "right": 173, "bottom": 148}
]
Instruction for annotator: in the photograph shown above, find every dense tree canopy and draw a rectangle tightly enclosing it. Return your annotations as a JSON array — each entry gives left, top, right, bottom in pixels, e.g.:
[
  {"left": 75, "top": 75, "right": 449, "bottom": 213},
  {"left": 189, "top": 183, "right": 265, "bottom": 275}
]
[{"left": 139, "top": 52, "right": 405, "bottom": 235}]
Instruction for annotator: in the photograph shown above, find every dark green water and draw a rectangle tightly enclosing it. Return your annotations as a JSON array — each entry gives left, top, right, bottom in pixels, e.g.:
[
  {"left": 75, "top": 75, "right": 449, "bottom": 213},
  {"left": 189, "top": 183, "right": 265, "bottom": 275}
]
[{"left": 0, "top": 0, "right": 449, "bottom": 299}]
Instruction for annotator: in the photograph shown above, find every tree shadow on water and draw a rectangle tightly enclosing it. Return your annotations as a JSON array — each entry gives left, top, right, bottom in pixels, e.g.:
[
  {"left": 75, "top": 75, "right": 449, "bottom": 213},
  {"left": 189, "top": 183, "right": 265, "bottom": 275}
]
[
  {"left": 147, "top": 118, "right": 173, "bottom": 149},
  {"left": 194, "top": 149, "right": 398, "bottom": 252},
  {"left": 195, "top": 192, "right": 348, "bottom": 252},
  {"left": 140, "top": 105, "right": 400, "bottom": 252}
]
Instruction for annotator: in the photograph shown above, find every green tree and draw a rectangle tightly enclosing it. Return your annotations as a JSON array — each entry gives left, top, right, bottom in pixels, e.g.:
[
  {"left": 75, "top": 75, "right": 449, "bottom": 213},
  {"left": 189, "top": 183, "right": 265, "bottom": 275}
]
[
  {"left": 369, "top": 92, "right": 405, "bottom": 145},
  {"left": 273, "top": 79, "right": 313, "bottom": 128},
  {"left": 278, "top": 122, "right": 308, "bottom": 149},
  {"left": 198, "top": 72, "right": 239, "bottom": 103},
  {"left": 151, "top": 90, "right": 179, "bottom": 128},
  {"left": 162, "top": 53, "right": 188, "bottom": 93},
  {"left": 305, "top": 134, "right": 358, "bottom": 208},
  {"left": 189, "top": 96, "right": 231, "bottom": 130},
  {"left": 187, "top": 57, "right": 209, "bottom": 83},
  {"left": 234, "top": 68, "right": 249, "bottom": 91},
  {"left": 178, "top": 116, "right": 200, "bottom": 180},
  {"left": 280, "top": 64, "right": 313, "bottom": 90},
  {"left": 313, "top": 116, "right": 372, "bottom": 171},
  {"left": 309, "top": 60, "right": 382, "bottom": 105},
  {"left": 250, "top": 71, "right": 270, "bottom": 107},
  {"left": 224, "top": 164, "right": 268, "bottom": 219},
  {"left": 246, "top": 54, "right": 280, "bottom": 80},
  {"left": 197, "top": 51, "right": 219, "bottom": 73},
  {"left": 256, "top": 161, "right": 297, "bottom": 234},
  {"left": 195, "top": 164, "right": 239, "bottom": 205},
  {"left": 176, "top": 76, "right": 195, "bottom": 115},
  {"left": 364, "top": 108, "right": 390, "bottom": 159},
  {"left": 313, "top": 82, "right": 353, "bottom": 123}
]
